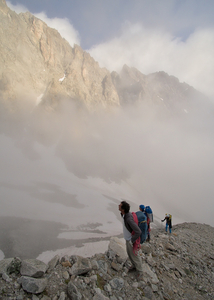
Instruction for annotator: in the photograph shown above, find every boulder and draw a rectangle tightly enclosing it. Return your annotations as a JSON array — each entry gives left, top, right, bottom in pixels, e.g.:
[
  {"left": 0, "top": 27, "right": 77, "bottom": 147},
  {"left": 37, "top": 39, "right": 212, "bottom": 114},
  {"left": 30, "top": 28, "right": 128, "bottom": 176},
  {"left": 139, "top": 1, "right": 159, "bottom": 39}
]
[
  {"left": 20, "top": 276, "right": 48, "bottom": 294},
  {"left": 20, "top": 259, "right": 48, "bottom": 278}
]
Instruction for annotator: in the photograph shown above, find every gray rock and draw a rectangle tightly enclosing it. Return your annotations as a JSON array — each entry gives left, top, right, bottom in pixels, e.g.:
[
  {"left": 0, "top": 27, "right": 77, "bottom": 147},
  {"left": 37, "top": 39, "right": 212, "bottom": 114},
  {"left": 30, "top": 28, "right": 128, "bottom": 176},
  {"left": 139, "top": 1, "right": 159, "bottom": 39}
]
[
  {"left": 91, "top": 259, "right": 99, "bottom": 270},
  {"left": 47, "top": 255, "right": 60, "bottom": 270},
  {"left": 108, "top": 237, "right": 127, "bottom": 263},
  {"left": 97, "top": 260, "right": 108, "bottom": 273},
  {"left": 111, "top": 261, "right": 122, "bottom": 272},
  {"left": 165, "top": 243, "right": 176, "bottom": 252},
  {"left": 0, "top": 258, "right": 14, "bottom": 275},
  {"left": 20, "top": 276, "right": 48, "bottom": 294},
  {"left": 20, "top": 259, "right": 48, "bottom": 278},
  {"left": 93, "top": 294, "right": 110, "bottom": 300},
  {"left": 143, "top": 286, "right": 155, "bottom": 300},
  {"left": 67, "top": 281, "right": 82, "bottom": 300},
  {"left": 2, "top": 272, "right": 12, "bottom": 282},
  {"left": 41, "top": 296, "right": 51, "bottom": 300},
  {"left": 104, "top": 283, "right": 112, "bottom": 292},
  {"left": 70, "top": 256, "right": 92, "bottom": 276},
  {"left": 62, "top": 270, "right": 69, "bottom": 280},
  {"left": 142, "top": 262, "right": 159, "bottom": 284},
  {"left": 59, "top": 291, "right": 66, "bottom": 300},
  {"left": 7, "top": 257, "right": 22, "bottom": 274},
  {"left": 109, "top": 278, "right": 124, "bottom": 291}
]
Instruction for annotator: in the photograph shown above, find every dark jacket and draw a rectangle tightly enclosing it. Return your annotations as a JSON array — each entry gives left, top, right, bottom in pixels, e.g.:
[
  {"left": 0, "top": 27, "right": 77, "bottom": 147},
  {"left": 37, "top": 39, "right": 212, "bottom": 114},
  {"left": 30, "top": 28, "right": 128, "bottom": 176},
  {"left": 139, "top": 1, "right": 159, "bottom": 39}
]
[
  {"left": 162, "top": 216, "right": 172, "bottom": 228},
  {"left": 123, "top": 212, "right": 141, "bottom": 244}
]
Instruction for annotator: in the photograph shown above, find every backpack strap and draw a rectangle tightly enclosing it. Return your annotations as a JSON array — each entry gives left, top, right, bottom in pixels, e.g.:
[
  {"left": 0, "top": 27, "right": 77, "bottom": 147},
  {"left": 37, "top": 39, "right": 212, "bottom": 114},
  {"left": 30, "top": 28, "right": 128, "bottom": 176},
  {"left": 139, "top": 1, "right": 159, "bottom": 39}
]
[{"left": 139, "top": 220, "right": 147, "bottom": 224}]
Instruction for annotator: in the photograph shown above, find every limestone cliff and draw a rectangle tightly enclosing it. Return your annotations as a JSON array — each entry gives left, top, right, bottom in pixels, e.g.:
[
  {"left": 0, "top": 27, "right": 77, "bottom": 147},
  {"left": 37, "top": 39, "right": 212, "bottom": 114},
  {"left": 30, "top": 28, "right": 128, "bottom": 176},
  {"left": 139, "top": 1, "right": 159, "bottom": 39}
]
[{"left": 0, "top": 0, "right": 120, "bottom": 111}]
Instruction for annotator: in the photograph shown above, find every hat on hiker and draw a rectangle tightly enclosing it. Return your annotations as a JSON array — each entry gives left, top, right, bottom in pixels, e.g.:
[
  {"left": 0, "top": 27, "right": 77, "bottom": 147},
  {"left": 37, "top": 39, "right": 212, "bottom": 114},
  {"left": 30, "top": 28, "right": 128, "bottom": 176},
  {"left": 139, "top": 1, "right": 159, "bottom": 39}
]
[{"left": 139, "top": 205, "right": 145, "bottom": 211}]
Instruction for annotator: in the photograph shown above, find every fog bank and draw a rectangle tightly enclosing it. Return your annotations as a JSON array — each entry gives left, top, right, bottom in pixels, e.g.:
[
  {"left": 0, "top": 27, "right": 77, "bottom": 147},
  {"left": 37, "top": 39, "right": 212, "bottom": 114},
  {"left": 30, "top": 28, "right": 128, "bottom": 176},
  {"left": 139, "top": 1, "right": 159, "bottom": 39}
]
[{"left": 0, "top": 99, "right": 214, "bottom": 258}]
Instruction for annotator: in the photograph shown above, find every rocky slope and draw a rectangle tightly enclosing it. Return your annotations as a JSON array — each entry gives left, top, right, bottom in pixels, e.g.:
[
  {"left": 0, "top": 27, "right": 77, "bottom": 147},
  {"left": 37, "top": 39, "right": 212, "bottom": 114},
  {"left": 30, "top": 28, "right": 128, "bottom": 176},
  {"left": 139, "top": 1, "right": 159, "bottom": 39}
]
[
  {"left": 1, "top": 222, "right": 214, "bottom": 300},
  {"left": 0, "top": 0, "right": 209, "bottom": 115}
]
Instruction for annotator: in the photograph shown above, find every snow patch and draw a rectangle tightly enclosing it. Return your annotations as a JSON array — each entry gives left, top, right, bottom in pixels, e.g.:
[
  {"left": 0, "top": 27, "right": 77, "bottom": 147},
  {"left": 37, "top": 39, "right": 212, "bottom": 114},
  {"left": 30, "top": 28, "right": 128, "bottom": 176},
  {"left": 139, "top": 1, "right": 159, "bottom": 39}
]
[
  {"left": 37, "top": 240, "right": 111, "bottom": 263},
  {"left": 157, "top": 95, "right": 164, "bottom": 101},
  {"left": 59, "top": 74, "right": 66, "bottom": 82},
  {"left": 36, "top": 94, "right": 44, "bottom": 106}
]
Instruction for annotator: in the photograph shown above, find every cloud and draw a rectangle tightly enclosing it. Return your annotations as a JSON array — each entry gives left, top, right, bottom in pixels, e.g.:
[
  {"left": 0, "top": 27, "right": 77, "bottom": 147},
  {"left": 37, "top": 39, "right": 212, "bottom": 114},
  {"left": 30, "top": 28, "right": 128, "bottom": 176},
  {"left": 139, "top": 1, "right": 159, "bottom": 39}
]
[
  {"left": 34, "top": 12, "right": 80, "bottom": 47},
  {"left": 6, "top": 0, "right": 26, "bottom": 13},
  {"left": 6, "top": 1, "right": 80, "bottom": 47},
  {"left": 88, "top": 23, "right": 214, "bottom": 99},
  {"left": 1, "top": 99, "right": 214, "bottom": 228}
]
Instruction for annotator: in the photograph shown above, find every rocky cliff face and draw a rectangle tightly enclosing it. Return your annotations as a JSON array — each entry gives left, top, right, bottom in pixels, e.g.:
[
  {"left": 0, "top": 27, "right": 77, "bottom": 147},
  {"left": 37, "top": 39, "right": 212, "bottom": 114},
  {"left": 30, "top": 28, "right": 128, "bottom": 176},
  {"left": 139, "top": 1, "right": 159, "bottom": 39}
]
[
  {"left": 0, "top": 0, "right": 120, "bottom": 111},
  {"left": 0, "top": 0, "right": 209, "bottom": 115},
  {"left": 1, "top": 223, "right": 214, "bottom": 299}
]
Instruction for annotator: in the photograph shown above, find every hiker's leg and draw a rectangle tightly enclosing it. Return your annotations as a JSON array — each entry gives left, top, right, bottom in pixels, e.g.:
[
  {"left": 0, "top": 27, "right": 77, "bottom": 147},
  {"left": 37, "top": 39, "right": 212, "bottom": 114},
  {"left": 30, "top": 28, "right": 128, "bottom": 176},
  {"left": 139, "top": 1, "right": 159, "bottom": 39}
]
[
  {"left": 126, "top": 240, "right": 143, "bottom": 272},
  {"left": 166, "top": 223, "right": 168, "bottom": 232},
  {"left": 169, "top": 227, "right": 171, "bottom": 234}
]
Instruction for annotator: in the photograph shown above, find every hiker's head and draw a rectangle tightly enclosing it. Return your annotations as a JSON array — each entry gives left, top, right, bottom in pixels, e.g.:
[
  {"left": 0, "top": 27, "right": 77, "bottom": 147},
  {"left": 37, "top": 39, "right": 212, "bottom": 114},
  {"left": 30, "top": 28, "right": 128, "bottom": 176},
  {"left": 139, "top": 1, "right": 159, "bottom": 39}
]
[
  {"left": 139, "top": 205, "right": 145, "bottom": 212},
  {"left": 119, "top": 201, "right": 130, "bottom": 214}
]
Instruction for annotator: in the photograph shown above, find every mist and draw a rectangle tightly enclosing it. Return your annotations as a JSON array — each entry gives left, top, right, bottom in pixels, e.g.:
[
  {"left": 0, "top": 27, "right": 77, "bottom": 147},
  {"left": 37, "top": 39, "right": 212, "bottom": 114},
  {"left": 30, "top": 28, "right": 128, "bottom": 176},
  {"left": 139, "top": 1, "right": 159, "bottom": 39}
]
[
  {"left": 1, "top": 97, "right": 214, "bottom": 212},
  {"left": 1, "top": 92, "right": 214, "bottom": 260}
]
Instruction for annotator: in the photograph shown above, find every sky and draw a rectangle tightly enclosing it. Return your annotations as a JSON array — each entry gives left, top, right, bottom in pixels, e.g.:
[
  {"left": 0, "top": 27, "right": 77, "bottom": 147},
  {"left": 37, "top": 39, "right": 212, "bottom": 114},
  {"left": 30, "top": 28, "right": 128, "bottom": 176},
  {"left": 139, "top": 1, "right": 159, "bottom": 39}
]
[{"left": 6, "top": 0, "right": 214, "bottom": 99}]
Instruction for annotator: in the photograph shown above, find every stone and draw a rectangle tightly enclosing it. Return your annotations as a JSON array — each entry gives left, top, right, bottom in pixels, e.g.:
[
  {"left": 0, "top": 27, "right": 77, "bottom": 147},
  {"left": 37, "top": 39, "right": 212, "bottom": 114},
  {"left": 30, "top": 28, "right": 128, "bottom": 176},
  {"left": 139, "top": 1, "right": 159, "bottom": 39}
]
[
  {"left": 20, "top": 259, "right": 48, "bottom": 278},
  {"left": 111, "top": 261, "right": 122, "bottom": 272},
  {"left": 142, "top": 263, "right": 159, "bottom": 284},
  {"left": 0, "top": 258, "right": 14, "bottom": 275},
  {"left": 20, "top": 276, "right": 48, "bottom": 294},
  {"left": 109, "top": 278, "right": 124, "bottom": 291},
  {"left": 70, "top": 256, "right": 92, "bottom": 276},
  {"left": 67, "top": 281, "right": 82, "bottom": 300},
  {"left": 93, "top": 294, "right": 110, "bottom": 300},
  {"left": 61, "top": 261, "right": 72, "bottom": 267},
  {"left": 47, "top": 255, "right": 60, "bottom": 270},
  {"left": 108, "top": 237, "right": 127, "bottom": 263}
]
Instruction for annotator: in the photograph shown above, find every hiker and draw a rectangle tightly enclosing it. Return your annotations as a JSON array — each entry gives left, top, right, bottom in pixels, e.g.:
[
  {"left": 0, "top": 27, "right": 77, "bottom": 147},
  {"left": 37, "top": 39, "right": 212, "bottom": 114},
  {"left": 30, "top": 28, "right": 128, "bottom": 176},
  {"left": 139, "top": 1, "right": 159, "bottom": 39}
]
[
  {"left": 118, "top": 201, "right": 143, "bottom": 276},
  {"left": 136, "top": 205, "right": 147, "bottom": 244},
  {"left": 162, "top": 214, "right": 172, "bottom": 233},
  {"left": 139, "top": 204, "right": 151, "bottom": 242}
]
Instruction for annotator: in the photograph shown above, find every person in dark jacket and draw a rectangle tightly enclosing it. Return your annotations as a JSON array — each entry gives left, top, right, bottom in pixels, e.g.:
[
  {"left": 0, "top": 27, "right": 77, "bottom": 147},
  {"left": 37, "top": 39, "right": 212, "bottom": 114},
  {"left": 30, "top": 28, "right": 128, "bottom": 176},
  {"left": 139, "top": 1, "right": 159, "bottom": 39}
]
[
  {"left": 119, "top": 201, "right": 143, "bottom": 275},
  {"left": 161, "top": 214, "right": 172, "bottom": 233}
]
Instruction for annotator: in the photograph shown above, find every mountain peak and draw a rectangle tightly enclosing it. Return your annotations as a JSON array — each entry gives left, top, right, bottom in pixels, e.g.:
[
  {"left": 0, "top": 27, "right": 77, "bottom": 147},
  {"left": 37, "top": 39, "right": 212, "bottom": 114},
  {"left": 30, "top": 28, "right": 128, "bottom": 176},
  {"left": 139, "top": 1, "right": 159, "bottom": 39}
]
[{"left": 0, "top": 1, "right": 209, "bottom": 115}]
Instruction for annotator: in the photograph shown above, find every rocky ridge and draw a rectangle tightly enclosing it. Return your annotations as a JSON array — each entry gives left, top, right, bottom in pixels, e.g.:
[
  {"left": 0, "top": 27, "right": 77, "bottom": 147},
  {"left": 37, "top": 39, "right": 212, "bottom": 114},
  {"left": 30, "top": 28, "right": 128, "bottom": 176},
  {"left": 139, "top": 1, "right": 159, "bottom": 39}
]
[
  {"left": 0, "top": 0, "right": 209, "bottom": 115},
  {"left": 1, "top": 222, "right": 214, "bottom": 300}
]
